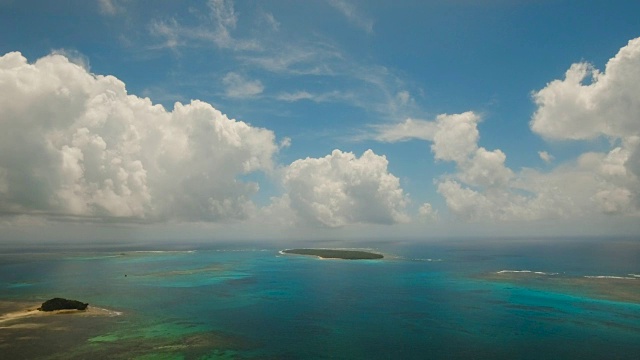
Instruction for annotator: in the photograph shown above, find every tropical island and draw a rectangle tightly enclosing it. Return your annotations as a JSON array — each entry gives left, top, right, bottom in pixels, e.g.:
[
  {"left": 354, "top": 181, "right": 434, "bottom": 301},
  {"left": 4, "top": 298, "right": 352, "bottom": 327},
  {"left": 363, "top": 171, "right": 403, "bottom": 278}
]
[
  {"left": 281, "top": 248, "right": 383, "bottom": 260},
  {"left": 38, "top": 297, "right": 89, "bottom": 312}
]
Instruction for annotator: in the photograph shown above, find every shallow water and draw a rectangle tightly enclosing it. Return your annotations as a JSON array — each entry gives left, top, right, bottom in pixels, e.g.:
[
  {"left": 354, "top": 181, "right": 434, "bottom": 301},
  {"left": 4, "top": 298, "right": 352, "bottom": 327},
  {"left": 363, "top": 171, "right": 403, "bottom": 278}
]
[{"left": 1, "top": 238, "right": 639, "bottom": 359}]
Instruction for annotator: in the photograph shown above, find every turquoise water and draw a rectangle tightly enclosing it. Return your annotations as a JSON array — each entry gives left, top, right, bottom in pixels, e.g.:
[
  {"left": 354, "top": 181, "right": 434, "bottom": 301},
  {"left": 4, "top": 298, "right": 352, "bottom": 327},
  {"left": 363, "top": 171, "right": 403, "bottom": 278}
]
[{"left": 1, "top": 238, "right": 639, "bottom": 359}]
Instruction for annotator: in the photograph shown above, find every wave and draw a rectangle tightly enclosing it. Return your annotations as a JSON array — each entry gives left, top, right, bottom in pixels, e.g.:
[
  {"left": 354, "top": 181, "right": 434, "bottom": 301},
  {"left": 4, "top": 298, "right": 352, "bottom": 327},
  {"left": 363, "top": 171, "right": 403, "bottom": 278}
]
[
  {"left": 131, "top": 250, "right": 196, "bottom": 254},
  {"left": 91, "top": 307, "right": 123, "bottom": 317},
  {"left": 584, "top": 275, "right": 637, "bottom": 280},
  {"left": 410, "top": 258, "right": 443, "bottom": 262},
  {"left": 213, "top": 249, "right": 271, "bottom": 252},
  {"left": 496, "top": 270, "right": 558, "bottom": 275}
]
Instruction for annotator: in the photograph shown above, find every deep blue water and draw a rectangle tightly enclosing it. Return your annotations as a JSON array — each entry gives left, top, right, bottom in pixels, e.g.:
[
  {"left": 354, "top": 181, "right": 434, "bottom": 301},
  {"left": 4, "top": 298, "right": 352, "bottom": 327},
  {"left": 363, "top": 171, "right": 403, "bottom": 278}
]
[{"left": 1, "top": 238, "right": 639, "bottom": 359}]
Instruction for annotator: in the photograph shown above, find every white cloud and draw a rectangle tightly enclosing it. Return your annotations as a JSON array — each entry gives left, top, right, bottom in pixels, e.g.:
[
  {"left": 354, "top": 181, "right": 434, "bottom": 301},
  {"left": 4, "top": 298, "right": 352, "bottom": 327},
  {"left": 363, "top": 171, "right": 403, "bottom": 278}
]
[
  {"left": 0, "top": 51, "right": 279, "bottom": 222},
  {"left": 373, "top": 104, "right": 639, "bottom": 221},
  {"left": 98, "top": 0, "right": 121, "bottom": 16},
  {"left": 437, "top": 143, "right": 640, "bottom": 222},
  {"left": 373, "top": 118, "right": 436, "bottom": 142},
  {"left": 144, "top": 1, "right": 412, "bottom": 125},
  {"left": 410, "top": 37, "right": 640, "bottom": 222},
  {"left": 459, "top": 148, "right": 513, "bottom": 188},
  {"left": 328, "top": 0, "right": 374, "bottom": 34},
  {"left": 527, "top": 36, "right": 640, "bottom": 216},
  {"left": 418, "top": 203, "right": 438, "bottom": 221},
  {"left": 282, "top": 149, "right": 409, "bottom": 227},
  {"left": 276, "top": 90, "right": 343, "bottom": 103},
  {"left": 372, "top": 112, "right": 481, "bottom": 151},
  {"left": 222, "top": 72, "right": 264, "bottom": 98},
  {"left": 279, "top": 137, "right": 291, "bottom": 149},
  {"left": 373, "top": 112, "right": 480, "bottom": 154},
  {"left": 258, "top": 194, "right": 297, "bottom": 227},
  {"left": 531, "top": 37, "right": 640, "bottom": 141},
  {"left": 430, "top": 112, "right": 481, "bottom": 163},
  {"left": 149, "top": 0, "right": 259, "bottom": 51},
  {"left": 395, "top": 90, "right": 412, "bottom": 106},
  {"left": 207, "top": 0, "right": 238, "bottom": 48},
  {"left": 439, "top": 174, "right": 568, "bottom": 222},
  {"left": 434, "top": 117, "right": 639, "bottom": 221},
  {"left": 51, "top": 49, "right": 91, "bottom": 71},
  {"left": 372, "top": 34, "right": 640, "bottom": 223},
  {"left": 0, "top": 50, "right": 418, "bottom": 231},
  {"left": 149, "top": 19, "right": 182, "bottom": 50},
  {"left": 239, "top": 40, "right": 342, "bottom": 76},
  {"left": 276, "top": 91, "right": 315, "bottom": 102},
  {"left": 437, "top": 180, "right": 499, "bottom": 221},
  {"left": 594, "top": 187, "right": 633, "bottom": 214},
  {"left": 261, "top": 12, "right": 280, "bottom": 32},
  {"left": 538, "top": 151, "right": 553, "bottom": 163}
]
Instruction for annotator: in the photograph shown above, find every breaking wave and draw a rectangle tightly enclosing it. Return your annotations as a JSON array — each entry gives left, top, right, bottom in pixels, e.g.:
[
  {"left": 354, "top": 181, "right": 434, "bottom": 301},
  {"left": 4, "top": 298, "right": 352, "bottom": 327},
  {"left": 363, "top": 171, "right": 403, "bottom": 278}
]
[
  {"left": 583, "top": 275, "right": 637, "bottom": 280},
  {"left": 496, "top": 270, "right": 558, "bottom": 275}
]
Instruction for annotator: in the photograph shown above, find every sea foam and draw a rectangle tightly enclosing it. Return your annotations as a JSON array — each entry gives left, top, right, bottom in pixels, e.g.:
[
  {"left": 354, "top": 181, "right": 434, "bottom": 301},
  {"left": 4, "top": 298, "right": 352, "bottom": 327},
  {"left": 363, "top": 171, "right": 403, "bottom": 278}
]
[
  {"left": 92, "top": 307, "right": 124, "bottom": 317},
  {"left": 496, "top": 270, "right": 558, "bottom": 275},
  {"left": 583, "top": 275, "right": 637, "bottom": 280}
]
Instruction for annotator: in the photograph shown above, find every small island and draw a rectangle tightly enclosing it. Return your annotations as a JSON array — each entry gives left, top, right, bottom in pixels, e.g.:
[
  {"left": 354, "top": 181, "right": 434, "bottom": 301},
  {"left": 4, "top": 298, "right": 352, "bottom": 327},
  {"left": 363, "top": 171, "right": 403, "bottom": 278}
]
[
  {"left": 38, "top": 298, "right": 89, "bottom": 312},
  {"left": 281, "top": 248, "right": 383, "bottom": 260}
]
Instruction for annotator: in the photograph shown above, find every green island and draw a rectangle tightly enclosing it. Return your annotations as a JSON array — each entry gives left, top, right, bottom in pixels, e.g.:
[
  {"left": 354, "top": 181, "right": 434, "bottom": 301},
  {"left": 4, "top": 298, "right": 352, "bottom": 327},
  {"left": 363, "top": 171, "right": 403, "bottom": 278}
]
[{"left": 281, "top": 248, "right": 383, "bottom": 260}]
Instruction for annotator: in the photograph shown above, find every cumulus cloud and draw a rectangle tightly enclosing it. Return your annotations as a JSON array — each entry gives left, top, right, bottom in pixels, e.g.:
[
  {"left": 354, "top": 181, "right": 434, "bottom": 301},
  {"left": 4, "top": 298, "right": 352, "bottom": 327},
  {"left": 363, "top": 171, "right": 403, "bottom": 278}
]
[
  {"left": 0, "top": 51, "right": 279, "bottom": 222},
  {"left": 531, "top": 37, "right": 640, "bottom": 140},
  {"left": 51, "top": 49, "right": 90, "bottom": 71},
  {"left": 529, "top": 36, "right": 640, "bottom": 215},
  {"left": 375, "top": 106, "right": 638, "bottom": 221},
  {"left": 370, "top": 38, "right": 640, "bottom": 222},
  {"left": 438, "top": 142, "right": 640, "bottom": 222},
  {"left": 418, "top": 203, "right": 438, "bottom": 221},
  {"left": 433, "top": 114, "right": 639, "bottom": 221},
  {"left": 281, "top": 149, "right": 409, "bottom": 227},
  {"left": 222, "top": 72, "right": 264, "bottom": 98},
  {"left": 458, "top": 148, "right": 513, "bottom": 188},
  {"left": 374, "top": 112, "right": 480, "bottom": 159},
  {"left": 430, "top": 112, "right": 481, "bottom": 163},
  {"left": 376, "top": 112, "right": 512, "bottom": 187}
]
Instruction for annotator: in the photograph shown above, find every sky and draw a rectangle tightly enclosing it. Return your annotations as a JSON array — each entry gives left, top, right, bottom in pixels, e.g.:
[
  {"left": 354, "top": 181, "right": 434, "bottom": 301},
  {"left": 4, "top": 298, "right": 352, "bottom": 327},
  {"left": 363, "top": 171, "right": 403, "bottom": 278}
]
[{"left": 0, "top": 0, "right": 639, "bottom": 242}]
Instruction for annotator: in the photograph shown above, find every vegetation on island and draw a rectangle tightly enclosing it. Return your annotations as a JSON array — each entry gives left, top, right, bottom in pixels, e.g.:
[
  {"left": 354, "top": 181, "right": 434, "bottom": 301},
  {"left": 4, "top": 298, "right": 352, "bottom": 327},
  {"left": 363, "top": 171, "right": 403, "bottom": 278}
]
[
  {"left": 38, "top": 298, "right": 89, "bottom": 311},
  {"left": 282, "top": 248, "right": 383, "bottom": 260}
]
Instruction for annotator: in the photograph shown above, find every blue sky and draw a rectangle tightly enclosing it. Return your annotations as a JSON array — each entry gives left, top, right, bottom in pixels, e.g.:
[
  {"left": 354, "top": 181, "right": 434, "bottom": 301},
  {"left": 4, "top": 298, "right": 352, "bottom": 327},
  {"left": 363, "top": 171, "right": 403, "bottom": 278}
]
[{"left": 0, "top": 0, "right": 639, "bottom": 242}]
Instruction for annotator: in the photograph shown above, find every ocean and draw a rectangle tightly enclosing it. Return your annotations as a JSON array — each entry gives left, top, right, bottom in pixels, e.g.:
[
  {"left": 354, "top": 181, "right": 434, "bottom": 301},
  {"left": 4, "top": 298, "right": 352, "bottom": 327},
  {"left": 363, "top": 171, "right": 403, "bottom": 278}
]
[{"left": 1, "top": 237, "right": 639, "bottom": 359}]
